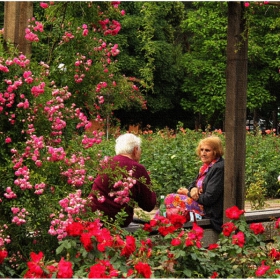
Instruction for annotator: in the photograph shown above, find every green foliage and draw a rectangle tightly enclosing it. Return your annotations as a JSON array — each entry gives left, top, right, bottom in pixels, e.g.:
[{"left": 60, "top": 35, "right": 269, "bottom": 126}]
[
  {"left": 30, "top": 2, "right": 146, "bottom": 123},
  {"left": 90, "top": 128, "right": 280, "bottom": 206},
  {"left": 181, "top": 2, "right": 280, "bottom": 129},
  {"left": 20, "top": 206, "right": 280, "bottom": 278},
  {"left": 141, "top": 128, "right": 205, "bottom": 200},
  {"left": 180, "top": 2, "right": 228, "bottom": 127},
  {"left": 246, "top": 170, "right": 268, "bottom": 210},
  {"left": 117, "top": 1, "right": 186, "bottom": 114},
  {"left": 245, "top": 131, "right": 280, "bottom": 198}
]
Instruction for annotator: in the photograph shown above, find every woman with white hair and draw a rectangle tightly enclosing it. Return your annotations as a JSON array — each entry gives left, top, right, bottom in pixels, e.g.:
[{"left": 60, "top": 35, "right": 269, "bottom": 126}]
[{"left": 89, "top": 133, "right": 157, "bottom": 227}]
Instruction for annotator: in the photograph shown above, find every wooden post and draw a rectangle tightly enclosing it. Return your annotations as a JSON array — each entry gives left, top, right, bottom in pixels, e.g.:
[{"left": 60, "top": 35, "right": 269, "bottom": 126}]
[
  {"left": 224, "top": 2, "right": 248, "bottom": 217},
  {"left": 4, "top": 2, "right": 33, "bottom": 55}
]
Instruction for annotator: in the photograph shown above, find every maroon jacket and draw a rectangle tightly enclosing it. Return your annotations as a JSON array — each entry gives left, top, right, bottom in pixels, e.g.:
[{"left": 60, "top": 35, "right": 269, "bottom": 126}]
[{"left": 89, "top": 155, "right": 156, "bottom": 227}]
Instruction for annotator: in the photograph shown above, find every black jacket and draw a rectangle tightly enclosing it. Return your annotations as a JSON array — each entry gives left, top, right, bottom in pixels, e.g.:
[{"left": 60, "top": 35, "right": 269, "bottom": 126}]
[{"left": 188, "top": 157, "right": 224, "bottom": 232}]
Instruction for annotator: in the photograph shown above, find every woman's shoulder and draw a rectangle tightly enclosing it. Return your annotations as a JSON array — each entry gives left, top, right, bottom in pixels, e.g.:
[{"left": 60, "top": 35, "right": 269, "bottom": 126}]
[{"left": 212, "top": 157, "right": 224, "bottom": 169}]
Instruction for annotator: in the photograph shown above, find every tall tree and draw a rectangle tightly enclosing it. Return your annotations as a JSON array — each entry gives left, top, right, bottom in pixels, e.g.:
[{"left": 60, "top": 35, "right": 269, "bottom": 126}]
[
  {"left": 113, "top": 2, "right": 188, "bottom": 128},
  {"left": 180, "top": 1, "right": 280, "bottom": 130}
]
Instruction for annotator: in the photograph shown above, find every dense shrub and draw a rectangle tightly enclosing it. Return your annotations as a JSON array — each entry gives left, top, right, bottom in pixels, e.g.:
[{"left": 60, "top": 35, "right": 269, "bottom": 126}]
[{"left": 88, "top": 127, "right": 280, "bottom": 206}]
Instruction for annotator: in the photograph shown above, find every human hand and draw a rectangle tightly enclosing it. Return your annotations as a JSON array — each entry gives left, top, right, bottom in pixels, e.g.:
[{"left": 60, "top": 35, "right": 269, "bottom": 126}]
[
  {"left": 177, "top": 187, "right": 188, "bottom": 195},
  {"left": 190, "top": 187, "right": 200, "bottom": 201}
]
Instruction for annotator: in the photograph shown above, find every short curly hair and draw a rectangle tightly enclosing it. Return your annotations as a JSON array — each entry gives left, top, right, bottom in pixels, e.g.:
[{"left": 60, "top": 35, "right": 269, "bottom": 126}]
[{"left": 195, "top": 136, "right": 224, "bottom": 158}]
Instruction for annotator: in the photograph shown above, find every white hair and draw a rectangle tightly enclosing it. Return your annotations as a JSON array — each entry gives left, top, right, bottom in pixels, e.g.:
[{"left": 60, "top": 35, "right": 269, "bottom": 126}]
[{"left": 115, "top": 133, "right": 141, "bottom": 155}]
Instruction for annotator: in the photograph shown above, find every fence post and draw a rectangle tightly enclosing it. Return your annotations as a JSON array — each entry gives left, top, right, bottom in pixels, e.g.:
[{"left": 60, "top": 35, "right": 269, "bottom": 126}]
[
  {"left": 224, "top": 2, "right": 248, "bottom": 219},
  {"left": 4, "top": 2, "right": 33, "bottom": 55}
]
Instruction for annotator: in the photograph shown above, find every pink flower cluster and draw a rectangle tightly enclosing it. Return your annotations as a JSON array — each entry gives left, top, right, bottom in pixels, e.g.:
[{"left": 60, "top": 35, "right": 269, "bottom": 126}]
[
  {"left": 31, "top": 82, "right": 45, "bottom": 97},
  {"left": 75, "top": 107, "right": 91, "bottom": 130},
  {"left": 47, "top": 146, "right": 66, "bottom": 162},
  {"left": 61, "top": 154, "right": 87, "bottom": 187},
  {"left": 99, "top": 19, "right": 121, "bottom": 36},
  {"left": 0, "top": 224, "right": 11, "bottom": 249},
  {"left": 48, "top": 190, "right": 88, "bottom": 240},
  {"left": 34, "top": 182, "right": 46, "bottom": 195},
  {"left": 25, "top": 17, "right": 44, "bottom": 42},
  {"left": 25, "top": 135, "right": 44, "bottom": 166},
  {"left": 61, "top": 31, "right": 75, "bottom": 44},
  {"left": 0, "top": 54, "right": 30, "bottom": 116},
  {"left": 96, "top": 81, "right": 108, "bottom": 93},
  {"left": 11, "top": 207, "right": 28, "bottom": 226},
  {"left": 73, "top": 53, "right": 92, "bottom": 83},
  {"left": 44, "top": 87, "right": 73, "bottom": 143},
  {"left": 14, "top": 166, "right": 32, "bottom": 190},
  {"left": 82, "top": 24, "right": 88, "bottom": 37},
  {"left": 108, "top": 170, "right": 136, "bottom": 205},
  {"left": 4, "top": 187, "right": 17, "bottom": 199},
  {"left": 81, "top": 132, "right": 103, "bottom": 149}
]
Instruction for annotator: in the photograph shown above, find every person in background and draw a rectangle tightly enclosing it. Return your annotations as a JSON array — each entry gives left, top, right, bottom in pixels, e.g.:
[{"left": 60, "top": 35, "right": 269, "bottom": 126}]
[
  {"left": 164, "top": 136, "right": 224, "bottom": 232},
  {"left": 89, "top": 133, "right": 157, "bottom": 227}
]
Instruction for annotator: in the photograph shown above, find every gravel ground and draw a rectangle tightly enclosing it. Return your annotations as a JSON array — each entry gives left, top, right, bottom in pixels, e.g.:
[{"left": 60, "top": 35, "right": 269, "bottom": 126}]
[{"left": 245, "top": 199, "right": 280, "bottom": 211}]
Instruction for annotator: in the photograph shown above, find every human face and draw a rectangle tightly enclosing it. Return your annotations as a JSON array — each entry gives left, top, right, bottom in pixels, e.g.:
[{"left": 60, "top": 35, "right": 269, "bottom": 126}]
[{"left": 199, "top": 144, "right": 216, "bottom": 164}]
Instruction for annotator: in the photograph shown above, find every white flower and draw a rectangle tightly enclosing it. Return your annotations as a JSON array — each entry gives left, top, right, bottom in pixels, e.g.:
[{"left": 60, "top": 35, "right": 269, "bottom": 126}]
[
  {"left": 58, "top": 63, "right": 67, "bottom": 72},
  {"left": 278, "top": 175, "right": 280, "bottom": 182}
]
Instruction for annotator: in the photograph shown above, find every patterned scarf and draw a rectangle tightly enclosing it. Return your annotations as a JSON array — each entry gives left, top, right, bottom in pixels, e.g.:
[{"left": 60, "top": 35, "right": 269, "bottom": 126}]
[{"left": 196, "top": 158, "right": 220, "bottom": 190}]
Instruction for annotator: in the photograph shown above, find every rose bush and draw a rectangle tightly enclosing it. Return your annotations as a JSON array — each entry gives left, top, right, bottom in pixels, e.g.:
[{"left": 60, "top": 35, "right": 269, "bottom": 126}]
[
  {"left": 7, "top": 205, "right": 280, "bottom": 278},
  {"left": 0, "top": 1, "right": 147, "bottom": 277},
  {"left": 0, "top": 1, "right": 280, "bottom": 277}
]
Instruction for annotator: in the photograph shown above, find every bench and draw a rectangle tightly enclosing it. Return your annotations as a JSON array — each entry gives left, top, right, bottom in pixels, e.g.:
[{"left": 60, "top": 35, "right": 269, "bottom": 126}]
[{"left": 124, "top": 209, "right": 280, "bottom": 247}]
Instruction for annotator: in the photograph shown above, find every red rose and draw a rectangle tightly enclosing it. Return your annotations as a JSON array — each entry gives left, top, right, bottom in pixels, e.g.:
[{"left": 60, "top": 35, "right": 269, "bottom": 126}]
[
  {"left": 88, "top": 260, "right": 118, "bottom": 278},
  {"left": 80, "top": 232, "right": 93, "bottom": 251},
  {"left": 269, "top": 248, "right": 280, "bottom": 260},
  {"left": 149, "top": 219, "right": 158, "bottom": 227},
  {"left": 143, "top": 223, "right": 153, "bottom": 232},
  {"left": 210, "top": 271, "right": 219, "bottom": 278},
  {"left": 158, "top": 225, "right": 176, "bottom": 236},
  {"left": 0, "top": 250, "right": 8, "bottom": 264},
  {"left": 169, "top": 213, "right": 186, "bottom": 229},
  {"left": 46, "top": 265, "right": 57, "bottom": 277},
  {"left": 57, "top": 258, "right": 73, "bottom": 278},
  {"left": 171, "top": 237, "right": 181, "bottom": 246},
  {"left": 225, "top": 206, "right": 245, "bottom": 220},
  {"left": 127, "top": 269, "right": 134, "bottom": 277},
  {"left": 222, "top": 222, "right": 237, "bottom": 237},
  {"left": 66, "top": 221, "right": 84, "bottom": 236},
  {"left": 112, "top": 234, "right": 125, "bottom": 249},
  {"left": 208, "top": 243, "right": 219, "bottom": 250},
  {"left": 255, "top": 261, "right": 270, "bottom": 277},
  {"left": 135, "top": 262, "right": 152, "bottom": 278},
  {"left": 275, "top": 218, "right": 280, "bottom": 229},
  {"left": 88, "top": 263, "right": 106, "bottom": 278},
  {"left": 121, "top": 235, "right": 136, "bottom": 257},
  {"left": 25, "top": 252, "right": 45, "bottom": 278},
  {"left": 40, "top": 2, "right": 49, "bottom": 9},
  {"left": 185, "top": 238, "right": 194, "bottom": 247},
  {"left": 232, "top": 231, "right": 245, "bottom": 247},
  {"left": 249, "top": 223, "right": 265, "bottom": 235},
  {"left": 192, "top": 222, "right": 204, "bottom": 240}
]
